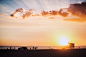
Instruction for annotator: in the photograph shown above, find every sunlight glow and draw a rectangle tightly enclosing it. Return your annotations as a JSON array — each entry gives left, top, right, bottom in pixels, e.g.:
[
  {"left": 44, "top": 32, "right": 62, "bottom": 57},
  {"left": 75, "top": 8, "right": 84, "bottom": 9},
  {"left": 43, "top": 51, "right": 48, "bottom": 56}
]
[
  {"left": 19, "top": 45, "right": 28, "bottom": 46},
  {"left": 58, "top": 35, "right": 70, "bottom": 46}
]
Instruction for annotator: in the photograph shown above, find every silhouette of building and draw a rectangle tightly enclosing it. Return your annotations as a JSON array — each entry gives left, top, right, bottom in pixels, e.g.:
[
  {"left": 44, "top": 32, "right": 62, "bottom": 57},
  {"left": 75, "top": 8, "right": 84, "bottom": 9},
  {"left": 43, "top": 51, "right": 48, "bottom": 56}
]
[{"left": 68, "top": 43, "right": 75, "bottom": 49}]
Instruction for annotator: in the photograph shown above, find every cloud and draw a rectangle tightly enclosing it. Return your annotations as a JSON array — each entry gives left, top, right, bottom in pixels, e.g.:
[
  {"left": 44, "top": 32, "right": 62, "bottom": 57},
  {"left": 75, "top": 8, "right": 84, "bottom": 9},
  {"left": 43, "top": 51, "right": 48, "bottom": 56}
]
[
  {"left": 64, "top": 18, "right": 86, "bottom": 22},
  {"left": 10, "top": 8, "right": 69, "bottom": 19},
  {"left": 67, "top": 2, "right": 86, "bottom": 18},
  {"left": 41, "top": 10, "right": 58, "bottom": 16},
  {"left": 63, "top": 2, "right": 86, "bottom": 22},
  {"left": 10, "top": 2, "right": 86, "bottom": 20},
  {"left": 22, "top": 9, "right": 34, "bottom": 19},
  {"left": 49, "top": 10, "right": 58, "bottom": 15},
  {"left": 41, "top": 9, "right": 69, "bottom": 17},
  {"left": 41, "top": 10, "right": 49, "bottom": 16},
  {"left": 35, "top": 14, "right": 40, "bottom": 16},
  {"left": 58, "top": 9, "right": 69, "bottom": 17},
  {"left": 32, "top": 14, "right": 40, "bottom": 16},
  {"left": 49, "top": 17, "right": 54, "bottom": 19},
  {"left": 0, "top": 13, "right": 8, "bottom": 16},
  {"left": 10, "top": 8, "right": 25, "bottom": 17}
]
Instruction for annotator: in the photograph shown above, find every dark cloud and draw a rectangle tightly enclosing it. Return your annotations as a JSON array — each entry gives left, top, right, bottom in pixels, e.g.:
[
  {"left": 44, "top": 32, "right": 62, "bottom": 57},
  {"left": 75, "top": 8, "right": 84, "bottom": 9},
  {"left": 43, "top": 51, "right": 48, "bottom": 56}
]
[
  {"left": 22, "top": 9, "right": 33, "bottom": 19},
  {"left": 10, "top": 14, "right": 15, "bottom": 17},
  {"left": 67, "top": 2, "right": 86, "bottom": 18},
  {"left": 10, "top": 8, "right": 24, "bottom": 17},
  {"left": 63, "top": 2, "right": 86, "bottom": 22}
]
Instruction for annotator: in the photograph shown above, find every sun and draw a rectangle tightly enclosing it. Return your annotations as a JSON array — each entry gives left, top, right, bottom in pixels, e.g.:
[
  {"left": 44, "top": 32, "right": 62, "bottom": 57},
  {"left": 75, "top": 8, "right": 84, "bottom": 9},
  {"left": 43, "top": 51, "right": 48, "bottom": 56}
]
[
  {"left": 59, "top": 38, "right": 69, "bottom": 46},
  {"left": 58, "top": 35, "right": 70, "bottom": 46}
]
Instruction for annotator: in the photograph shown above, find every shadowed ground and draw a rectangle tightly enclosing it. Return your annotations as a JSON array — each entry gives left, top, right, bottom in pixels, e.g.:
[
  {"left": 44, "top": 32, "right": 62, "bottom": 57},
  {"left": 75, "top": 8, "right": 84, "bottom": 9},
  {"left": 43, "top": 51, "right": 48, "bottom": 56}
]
[{"left": 0, "top": 49, "right": 86, "bottom": 57}]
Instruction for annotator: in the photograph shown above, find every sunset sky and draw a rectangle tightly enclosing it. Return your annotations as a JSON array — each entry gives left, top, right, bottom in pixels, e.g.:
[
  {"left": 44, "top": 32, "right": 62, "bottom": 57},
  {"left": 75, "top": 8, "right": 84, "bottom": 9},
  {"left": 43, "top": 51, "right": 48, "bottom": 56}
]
[{"left": 0, "top": 0, "right": 86, "bottom": 46}]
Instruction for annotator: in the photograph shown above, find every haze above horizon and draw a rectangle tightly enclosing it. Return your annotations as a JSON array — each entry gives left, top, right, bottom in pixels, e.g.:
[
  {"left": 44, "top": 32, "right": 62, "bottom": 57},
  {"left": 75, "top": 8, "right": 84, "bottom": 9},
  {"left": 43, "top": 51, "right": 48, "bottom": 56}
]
[{"left": 0, "top": 0, "right": 86, "bottom": 46}]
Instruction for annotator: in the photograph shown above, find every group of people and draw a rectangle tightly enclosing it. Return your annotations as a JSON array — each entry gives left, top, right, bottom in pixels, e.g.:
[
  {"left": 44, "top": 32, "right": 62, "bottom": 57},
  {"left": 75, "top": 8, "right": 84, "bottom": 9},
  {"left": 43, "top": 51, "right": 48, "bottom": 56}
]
[{"left": 30, "top": 47, "right": 38, "bottom": 50}]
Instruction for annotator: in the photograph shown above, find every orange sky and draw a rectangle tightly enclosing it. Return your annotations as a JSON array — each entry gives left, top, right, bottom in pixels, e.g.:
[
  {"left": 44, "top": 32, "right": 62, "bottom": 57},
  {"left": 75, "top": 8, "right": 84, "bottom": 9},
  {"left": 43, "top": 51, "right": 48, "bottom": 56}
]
[
  {"left": 0, "top": 0, "right": 86, "bottom": 46},
  {"left": 0, "top": 15, "right": 86, "bottom": 46}
]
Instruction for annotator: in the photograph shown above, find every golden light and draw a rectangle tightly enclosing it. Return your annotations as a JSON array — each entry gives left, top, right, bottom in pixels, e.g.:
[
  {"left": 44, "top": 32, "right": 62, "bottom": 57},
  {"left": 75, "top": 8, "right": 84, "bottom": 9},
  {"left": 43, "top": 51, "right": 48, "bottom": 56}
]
[
  {"left": 69, "top": 13, "right": 72, "bottom": 16},
  {"left": 19, "top": 45, "right": 28, "bottom": 46},
  {"left": 58, "top": 35, "right": 70, "bottom": 46}
]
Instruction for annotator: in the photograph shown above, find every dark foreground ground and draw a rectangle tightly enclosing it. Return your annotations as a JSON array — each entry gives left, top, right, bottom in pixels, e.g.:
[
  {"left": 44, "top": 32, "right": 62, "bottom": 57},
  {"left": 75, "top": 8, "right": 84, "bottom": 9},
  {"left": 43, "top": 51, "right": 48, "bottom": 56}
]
[{"left": 0, "top": 49, "right": 86, "bottom": 57}]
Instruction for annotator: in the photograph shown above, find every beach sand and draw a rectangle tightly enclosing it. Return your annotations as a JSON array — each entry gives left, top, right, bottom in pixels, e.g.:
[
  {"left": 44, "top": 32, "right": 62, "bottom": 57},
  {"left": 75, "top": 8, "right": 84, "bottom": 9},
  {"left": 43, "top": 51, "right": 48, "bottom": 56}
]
[{"left": 0, "top": 49, "right": 86, "bottom": 57}]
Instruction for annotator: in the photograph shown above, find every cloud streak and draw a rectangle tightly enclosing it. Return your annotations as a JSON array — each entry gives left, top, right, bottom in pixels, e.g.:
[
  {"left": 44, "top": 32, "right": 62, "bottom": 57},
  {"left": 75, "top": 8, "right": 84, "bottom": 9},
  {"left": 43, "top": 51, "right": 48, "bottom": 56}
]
[
  {"left": 0, "top": 13, "right": 8, "bottom": 16},
  {"left": 64, "top": 18, "right": 86, "bottom": 22}
]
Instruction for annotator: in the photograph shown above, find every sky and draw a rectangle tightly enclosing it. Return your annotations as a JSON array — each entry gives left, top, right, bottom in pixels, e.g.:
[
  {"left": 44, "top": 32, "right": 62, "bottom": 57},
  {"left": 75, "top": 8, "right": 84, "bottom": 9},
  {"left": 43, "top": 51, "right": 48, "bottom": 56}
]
[{"left": 0, "top": 0, "right": 86, "bottom": 46}]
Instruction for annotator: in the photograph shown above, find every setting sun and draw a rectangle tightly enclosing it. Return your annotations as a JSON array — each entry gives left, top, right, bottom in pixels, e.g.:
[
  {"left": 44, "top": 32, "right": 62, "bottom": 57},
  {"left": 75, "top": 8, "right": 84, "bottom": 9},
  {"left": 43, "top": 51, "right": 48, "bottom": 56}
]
[{"left": 58, "top": 35, "right": 70, "bottom": 46}]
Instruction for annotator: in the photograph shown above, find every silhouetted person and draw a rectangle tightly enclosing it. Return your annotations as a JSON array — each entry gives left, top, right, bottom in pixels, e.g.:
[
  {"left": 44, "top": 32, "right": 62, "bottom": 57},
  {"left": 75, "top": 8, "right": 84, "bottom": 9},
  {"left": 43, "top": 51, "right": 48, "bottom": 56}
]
[
  {"left": 10, "top": 47, "right": 11, "bottom": 50},
  {"left": 7, "top": 48, "right": 8, "bottom": 50},
  {"left": 79, "top": 47, "right": 80, "bottom": 49},
  {"left": 1, "top": 48, "right": 2, "bottom": 50},
  {"left": 33, "top": 47, "right": 34, "bottom": 49},
  {"left": 30, "top": 47, "right": 31, "bottom": 50},
  {"left": 14, "top": 47, "right": 15, "bottom": 50},
  {"left": 49, "top": 47, "right": 50, "bottom": 49},
  {"left": 35, "top": 47, "right": 38, "bottom": 50},
  {"left": 35, "top": 47, "right": 36, "bottom": 50}
]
